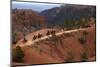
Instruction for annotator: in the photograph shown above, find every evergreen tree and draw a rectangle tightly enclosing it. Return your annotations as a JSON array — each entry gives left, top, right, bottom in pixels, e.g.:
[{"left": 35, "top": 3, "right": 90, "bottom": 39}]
[{"left": 12, "top": 46, "right": 24, "bottom": 62}]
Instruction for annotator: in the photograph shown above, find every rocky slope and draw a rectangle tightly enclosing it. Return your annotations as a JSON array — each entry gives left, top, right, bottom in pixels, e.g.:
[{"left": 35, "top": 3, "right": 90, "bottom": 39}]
[
  {"left": 12, "top": 9, "right": 46, "bottom": 42},
  {"left": 13, "top": 26, "right": 96, "bottom": 65}
]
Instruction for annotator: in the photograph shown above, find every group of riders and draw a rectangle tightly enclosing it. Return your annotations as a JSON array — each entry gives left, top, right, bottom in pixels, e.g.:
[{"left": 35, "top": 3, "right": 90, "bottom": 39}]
[
  {"left": 23, "top": 30, "right": 56, "bottom": 43},
  {"left": 32, "top": 30, "right": 56, "bottom": 40},
  {"left": 14, "top": 23, "right": 92, "bottom": 44},
  {"left": 26, "top": 24, "right": 92, "bottom": 42}
]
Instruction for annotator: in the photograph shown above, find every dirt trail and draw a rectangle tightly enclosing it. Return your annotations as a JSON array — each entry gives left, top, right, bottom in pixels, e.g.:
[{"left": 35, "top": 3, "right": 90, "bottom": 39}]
[{"left": 16, "top": 27, "right": 94, "bottom": 47}]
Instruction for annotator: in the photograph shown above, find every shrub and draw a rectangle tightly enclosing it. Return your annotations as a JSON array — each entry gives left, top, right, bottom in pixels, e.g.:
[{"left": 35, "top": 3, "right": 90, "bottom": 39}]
[
  {"left": 83, "top": 31, "right": 88, "bottom": 36},
  {"left": 80, "top": 18, "right": 88, "bottom": 28},
  {"left": 78, "top": 37, "right": 86, "bottom": 44},
  {"left": 63, "top": 20, "right": 74, "bottom": 30},
  {"left": 49, "top": 34, "right": 58, "bottom": 42},
  {"left": 12, "top": 46, "right": 24, "bottom": 62},
  {"left": 81, "top": 51, "right": 88, "bottom": 62},
  {"left": 39, "top": 49, "right": 43, "bottom": 54}
]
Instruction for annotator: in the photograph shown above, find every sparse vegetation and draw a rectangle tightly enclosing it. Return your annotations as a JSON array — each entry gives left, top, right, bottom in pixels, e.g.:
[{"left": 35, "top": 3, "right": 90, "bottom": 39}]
[
  {"left": 48, "top": 33, "right": 65, "bottom": 59},
  {"left": 12, "top": 46, "right": 24, "bottom": 62},
  {"left": 33, "top": 45, "right": 38, "bottom": 48},
  {"left": 78, "top": 30, "right": 88, "bottom": 45},
  {"left": 63, "top": 20, "right": 74, "bottom": 30},
  {"left": 65, "top": 51, "right": 74, "bottom": 62},
  {"left": 78, "top": 36, "right": 86, "bottom": 44},
  {"left": 81, "top": 50, "right": 88, "bottom": 62},
  {"left": 39, "top": 49, "right": 43, "bottom": 54},
  {"left": 63, "top": 33, "right": 72, "bottom": 37},
  {"left": 12, "top": 4, "right": 96, "bottom": 65},
  {"left": 83, "top": 31, "right": 88, "bottom": 36},
  {"left": 79, "top": 18, "right": 88, "bottom": 28},
  {"left": 12, "top": 32, "right": 17, "bottom": 44},
  {"left": 63, "top": 18, "right": 89, "bottom": 30},
  {"left": 49, "top": 34, "right": 59, "bottom": 44},
  {"left": 49, "top": 33, "right": 64, "bottom": 47}
]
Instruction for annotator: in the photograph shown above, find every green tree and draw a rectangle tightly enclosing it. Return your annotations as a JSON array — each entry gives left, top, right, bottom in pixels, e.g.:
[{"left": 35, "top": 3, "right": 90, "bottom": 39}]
[
  {"left": 63, "top": 20, "right": 74, "bottom": 30},
  {"left": 79, "top": 18, "right": 88, "bottom": 28},
  {"left": 12, "top": 46, "right": 24, "bottom": 62}
]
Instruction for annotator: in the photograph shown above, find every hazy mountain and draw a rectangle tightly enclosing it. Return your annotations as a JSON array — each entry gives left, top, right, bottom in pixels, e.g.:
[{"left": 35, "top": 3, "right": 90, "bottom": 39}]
[
  {"left": 40, "top": 4, "right": 96, "bottom": 26},
  {"left": 12, "top": 1, "right": 61, "bottom": 12}
]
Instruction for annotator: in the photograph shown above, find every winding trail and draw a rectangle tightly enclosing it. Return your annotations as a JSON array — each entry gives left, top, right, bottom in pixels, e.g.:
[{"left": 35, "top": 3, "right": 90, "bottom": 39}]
[{"left": 16, "top": 27, "right": 92, "bottom": 47}]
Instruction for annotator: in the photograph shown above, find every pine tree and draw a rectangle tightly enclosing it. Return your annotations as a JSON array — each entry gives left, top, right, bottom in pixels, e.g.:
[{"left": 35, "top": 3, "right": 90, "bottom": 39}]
[{"left": 12, "top": 46, "right": 24, "bottom": 62}]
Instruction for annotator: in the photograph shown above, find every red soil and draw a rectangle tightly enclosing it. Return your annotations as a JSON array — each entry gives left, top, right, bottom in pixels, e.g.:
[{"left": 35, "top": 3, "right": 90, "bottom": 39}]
[{"left": 12, "top": 27, "right": 96, "bottom": 65}]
